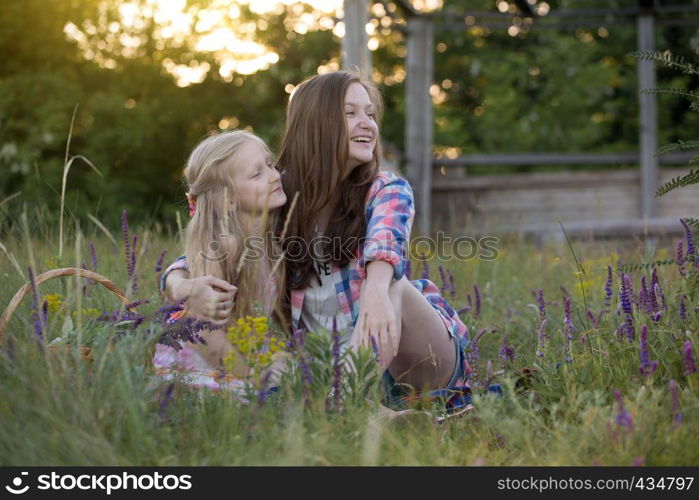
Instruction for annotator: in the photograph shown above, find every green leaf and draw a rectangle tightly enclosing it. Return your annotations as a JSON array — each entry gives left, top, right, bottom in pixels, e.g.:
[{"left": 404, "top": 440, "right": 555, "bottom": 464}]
[
  {"left": 655, "top": 169, "right": 699, "bottom": 197},
  {"left": 61, "top": 316, "right": 74, "bottom": 338}
]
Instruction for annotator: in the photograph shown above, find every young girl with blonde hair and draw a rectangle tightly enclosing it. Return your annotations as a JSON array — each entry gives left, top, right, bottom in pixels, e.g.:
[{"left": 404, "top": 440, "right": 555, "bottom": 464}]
[{"left": 154, "top": 130, "right": 287, "bottom": 391}]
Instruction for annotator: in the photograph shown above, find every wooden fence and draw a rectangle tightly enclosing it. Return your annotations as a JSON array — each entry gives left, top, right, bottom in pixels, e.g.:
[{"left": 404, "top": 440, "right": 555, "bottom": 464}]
[
  {"left": 430, "top": 164, "right": 698, "bottom": 239},
  {"left": 341, "top": 0, "right": 699, "bottom": 236}
]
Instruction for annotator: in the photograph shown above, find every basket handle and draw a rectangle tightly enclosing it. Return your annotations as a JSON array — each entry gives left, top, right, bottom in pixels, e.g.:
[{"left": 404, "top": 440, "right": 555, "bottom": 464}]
[{"left": 0, "top": 268, "right": 132, "bottom": 342}]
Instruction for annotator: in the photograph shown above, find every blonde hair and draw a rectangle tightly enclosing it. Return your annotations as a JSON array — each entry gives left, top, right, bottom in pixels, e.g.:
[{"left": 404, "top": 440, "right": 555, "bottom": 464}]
[{"left": 183, "top": 130, "right": 284, "bottom": 320}]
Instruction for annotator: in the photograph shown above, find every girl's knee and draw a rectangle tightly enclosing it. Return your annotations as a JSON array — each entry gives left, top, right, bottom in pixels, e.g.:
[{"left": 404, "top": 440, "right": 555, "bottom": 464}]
[{"left": 388, "top": 275, "right": 410, "bottom": 301}]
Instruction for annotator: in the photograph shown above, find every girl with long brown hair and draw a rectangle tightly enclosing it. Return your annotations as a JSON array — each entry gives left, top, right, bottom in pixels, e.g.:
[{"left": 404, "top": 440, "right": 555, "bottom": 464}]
[{"left": 163, "top": 72, "right": 471, "bottom": 409}]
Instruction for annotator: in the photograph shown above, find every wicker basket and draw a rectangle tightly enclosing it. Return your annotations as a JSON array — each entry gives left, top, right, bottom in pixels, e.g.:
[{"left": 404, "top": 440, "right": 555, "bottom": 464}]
[{"left": 0, "top": 268, "right": 133, "bottom": 358}]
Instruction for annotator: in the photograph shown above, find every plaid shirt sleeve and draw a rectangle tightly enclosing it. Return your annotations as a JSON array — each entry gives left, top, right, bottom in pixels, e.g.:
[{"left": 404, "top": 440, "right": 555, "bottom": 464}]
[
  {"left": 357, "top": 171, "right": 415, "bottom": 281},
  {"left": 159, "top": 255, "right": 189, "bottom": 292}
]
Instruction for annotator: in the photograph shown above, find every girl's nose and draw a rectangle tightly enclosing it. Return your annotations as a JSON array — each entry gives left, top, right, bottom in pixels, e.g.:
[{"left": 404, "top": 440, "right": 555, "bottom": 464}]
[{"left": 359, "top": 113, "right": 376, "bottom": 130}]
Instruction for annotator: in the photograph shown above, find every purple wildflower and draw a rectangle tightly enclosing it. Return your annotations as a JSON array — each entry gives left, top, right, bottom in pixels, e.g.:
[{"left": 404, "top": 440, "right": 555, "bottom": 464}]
[
  {"left": 330, "top": 317, "right": 342, "bottom": 411},
  {"left": 677, "top": 240, "right": 686, "bottom": 277},
  {"left": 420, "top": 252, "right": 430, "bottom": 280},
  {"left": 562, "top": 296, "right": 574, "bottom": 362},
  {"left": 536, "top": 319, "right": 549, "bottom": 358},
  {"left": 28, "top": 268, "right": 43, "bottom": 340},
  {"left": 679, "top": 295, "right": 687, "bottom": 321},
  {"left": 619, "top": 273, "right": 635, "bottom": 341},
  {"left": 467, "top": 293, "right": 473, "bottom": 309},
  {"left": 651, "top": 311, "right": 663, "bottom": 322},
  {"left": 653, "top": 282, "right": 666, "bottom": 311},
  {"left": 473, "top": 285, "right": 481, "bottom": 317},
  {"left": 438, "top": 265, "right": 447, "bottom": 295},
  {"left": 130, "top": 234, "right": 138, "bottom": 294},
  {"left": 155, "top": 250, "right": 167, "bottom": 274},
  {"left": 447, "top": 270, "right": 456, "bottom": 300},
  {"left": 41, "top": 300, "right": 49, "bottom": 325},
  {"left": 563, "top": 295, "right": 574, "bottom": 341},
  {"left": 631, "top": 457, "right": 645, "bottom": 467},
  {"left": 257, "top": 369, "right": 273, "bottom": 407},
  {"left": 156, "top": 316, "right": 211, "bottom": 347},
  {"left": 466, "top": 327, "right": 490, "bottom": 386},
  {"left": 89, "top": 241, "right": 98, "bottom": 271},
  {"left": 614, "top": 390, "right": 633, "bottom": 430},
  {"left": 587, "top": 310, "right": 599, "bottom": 329},
  {"left": 157, "top": 301, "right": 185, "bottom": 323},
  {"left": 125, "top": 299, "right": 149, "bottom": 309},
  {"left": 369, "top": 334, "right": 380, "bottom": 364},
  {"left": 650, "top": 268, "right": 666, "bottom": 310},
  {"left": 466, "top": 327, "right": 487, "bottom": 372},
  {"left": 604, "top": 266, "right": 613, "bottom": 309},
  {"left": 498, "top": 334, "right": 515, "bottom": 364},
  {"left": 494, "top": 433, "right": 506, "bottom": 449},
  {"left": 680, "top": 218, "right": 696, "bottom": 261},
  {"left": 293, "top": 328, "right": 312, "bottom": 405},
  {"left": 684, "top": 341, "right": 697, "bottom": 375},
  {"left": 536, "top": 289, "right": 546, "bottom": 321},
  {"left": 456, "top": 306, "right": 471, "bottom": 316},
  {"left": 639, "top": 276, "right": 651, "bottom": 314},
  {"left": 121, "top": 209, "right": 131, "bottom": 278},
  {"left": 668, "top": 379, "right": 682, "bottom": 427},
  {"left": 473, "top": 327, "right": 489, "bottom": 350},
  {"left": 405, "top": 259, "right": 412, "bottom": 280},
  {"left": 638, "top": 324, "right": 659, "bottom": 376}
]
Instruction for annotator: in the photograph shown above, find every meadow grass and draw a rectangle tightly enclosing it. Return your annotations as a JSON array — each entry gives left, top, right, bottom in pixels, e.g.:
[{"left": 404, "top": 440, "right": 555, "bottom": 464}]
[{"left": 0, "top": 207, "right": 697, "bottom": 466}]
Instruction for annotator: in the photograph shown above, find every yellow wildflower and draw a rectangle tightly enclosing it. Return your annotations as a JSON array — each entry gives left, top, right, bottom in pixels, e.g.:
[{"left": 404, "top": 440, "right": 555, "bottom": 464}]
[
  {"left": 71, "top": 308, "right": 101, "bottom": 320},
  {"left": 225, "top": 315, "right": 286, "bottom": 375},
  {"left": 42, "top": 294, "right": 64, "bottom": 314}
]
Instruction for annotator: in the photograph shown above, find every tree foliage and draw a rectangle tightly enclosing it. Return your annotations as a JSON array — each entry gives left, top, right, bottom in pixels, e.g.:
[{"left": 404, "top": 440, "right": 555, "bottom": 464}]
[{"left": 1, "top": 0, "right": 698, "bottom": 226}]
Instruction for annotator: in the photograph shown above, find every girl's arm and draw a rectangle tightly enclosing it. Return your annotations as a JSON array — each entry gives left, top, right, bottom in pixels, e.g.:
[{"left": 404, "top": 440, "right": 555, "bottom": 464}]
[
  {"left": 352, "top": 173, "right": 415, "bottom": 364},
  {"left": 161, "top": 257, "right": 237, "bottom": 322},
  {"left": 357, "top": 173, "right": 415, "bottom": 281}
]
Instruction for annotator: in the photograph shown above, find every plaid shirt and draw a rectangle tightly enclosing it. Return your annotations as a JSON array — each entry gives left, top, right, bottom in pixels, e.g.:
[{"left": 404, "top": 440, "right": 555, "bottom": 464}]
[
  {"left": 290, "top": 170, "right": 469, "bottom": 347},
  {"left": 161, "top": 170, "right": 470, "bottom": 374}
]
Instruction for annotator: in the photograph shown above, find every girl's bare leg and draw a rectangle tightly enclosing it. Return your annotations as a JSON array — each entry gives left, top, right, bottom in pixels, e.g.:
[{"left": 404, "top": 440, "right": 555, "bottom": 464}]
[{"left": 383, "top": 277, "right": 457, "bottom": 391}]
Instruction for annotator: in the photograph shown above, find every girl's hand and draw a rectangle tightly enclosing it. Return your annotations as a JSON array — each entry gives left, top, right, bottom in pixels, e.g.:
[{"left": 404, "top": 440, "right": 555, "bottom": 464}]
[
  {"left": 351, "top": 282, "right": 398, "bottom": 367},
  {"left": 177, "top": 276, "right": 237, "bottom": 322}
]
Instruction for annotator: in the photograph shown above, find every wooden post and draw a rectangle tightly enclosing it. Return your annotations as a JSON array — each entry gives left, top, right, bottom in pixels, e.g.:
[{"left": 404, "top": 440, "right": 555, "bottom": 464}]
[
  {"left": 637, "top": 8, "right": 658, "bottom": 219},
  {"left": 405, "top": 17, "right": 434, "bottom": 236},
  {"left": 342, "top": 0, "right": 371, "bottom": 78}
]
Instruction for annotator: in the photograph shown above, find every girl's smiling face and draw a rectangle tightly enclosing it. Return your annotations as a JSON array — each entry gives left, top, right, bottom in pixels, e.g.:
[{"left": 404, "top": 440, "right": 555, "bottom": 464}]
[
  {"left": 229, "top": 139, "right": 287, "bottom": 215},
  {"left": 344, "top": 82, "right": 379, "bottom": 171}
]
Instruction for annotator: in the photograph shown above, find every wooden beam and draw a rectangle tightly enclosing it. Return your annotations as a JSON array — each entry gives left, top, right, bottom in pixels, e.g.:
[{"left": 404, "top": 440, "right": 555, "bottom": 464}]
[
  {"left": 637, "top": 10, "right": 658, "bottom": 218},
  {"left": 342, "top": 0, "right": 371, "bottom": 78},
  {"left": 514, "top": 217, "right": 685, "bottom": 240},
  {"left": 405, "top": 16, "right": 434, "bottom": 236},
  {"left": 432, "top": 151, "right": 695, "bottom": 167}
]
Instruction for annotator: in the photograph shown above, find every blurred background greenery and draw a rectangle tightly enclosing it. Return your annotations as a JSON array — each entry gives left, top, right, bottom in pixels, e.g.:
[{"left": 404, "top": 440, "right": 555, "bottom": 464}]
[{"left": 1, "top": 0, "right": 697, "bottom": 227}]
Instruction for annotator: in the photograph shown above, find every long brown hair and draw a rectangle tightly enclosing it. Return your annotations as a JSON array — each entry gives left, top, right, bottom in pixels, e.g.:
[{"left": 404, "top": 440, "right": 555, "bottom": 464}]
[
  {"left": 183, "top": 130, "right": 285, "bottom": 319},
  {"left": 277, "top": 71, "right": 384, "bottom": 289}
]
